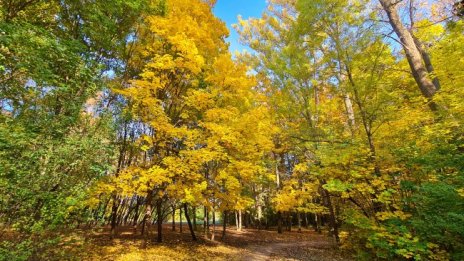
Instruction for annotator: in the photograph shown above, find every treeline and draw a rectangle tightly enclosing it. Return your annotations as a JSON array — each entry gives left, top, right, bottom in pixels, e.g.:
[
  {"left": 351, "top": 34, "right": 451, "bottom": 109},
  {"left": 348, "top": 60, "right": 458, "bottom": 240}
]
[{"left": 1, "top": 0, "right": 463, "bottom": 260}]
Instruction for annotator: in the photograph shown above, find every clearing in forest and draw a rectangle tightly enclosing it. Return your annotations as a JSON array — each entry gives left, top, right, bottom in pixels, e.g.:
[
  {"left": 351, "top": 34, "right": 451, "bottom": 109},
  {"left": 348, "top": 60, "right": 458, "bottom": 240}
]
[{"left": 80, "top": 226, "right": 350, "bottom": 261}]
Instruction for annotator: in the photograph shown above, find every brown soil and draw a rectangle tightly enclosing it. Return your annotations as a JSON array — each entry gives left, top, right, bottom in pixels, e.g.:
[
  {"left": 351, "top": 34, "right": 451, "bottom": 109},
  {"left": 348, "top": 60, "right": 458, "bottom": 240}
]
[{"left": 81, "top": 225, "right": 352, "bottom": 261}]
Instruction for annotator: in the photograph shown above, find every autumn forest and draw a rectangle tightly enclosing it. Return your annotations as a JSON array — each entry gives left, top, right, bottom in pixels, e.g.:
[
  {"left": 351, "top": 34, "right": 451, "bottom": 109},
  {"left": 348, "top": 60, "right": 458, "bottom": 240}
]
[{"left": 1, "top": 0, "right": 464, "bottom": 260}]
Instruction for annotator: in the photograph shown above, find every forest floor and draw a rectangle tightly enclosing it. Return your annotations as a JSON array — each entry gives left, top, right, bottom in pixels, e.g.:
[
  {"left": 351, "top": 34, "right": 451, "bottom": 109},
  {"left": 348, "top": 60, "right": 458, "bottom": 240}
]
[{"left": 73, "top": 225, "right": 351, "bottom": 261}]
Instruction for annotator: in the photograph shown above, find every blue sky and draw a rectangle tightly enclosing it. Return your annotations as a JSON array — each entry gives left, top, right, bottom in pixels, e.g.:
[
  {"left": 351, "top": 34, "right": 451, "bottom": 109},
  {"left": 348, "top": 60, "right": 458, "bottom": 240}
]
[{"left": 213, "top": 0, "right": 267, "bottom": 53}]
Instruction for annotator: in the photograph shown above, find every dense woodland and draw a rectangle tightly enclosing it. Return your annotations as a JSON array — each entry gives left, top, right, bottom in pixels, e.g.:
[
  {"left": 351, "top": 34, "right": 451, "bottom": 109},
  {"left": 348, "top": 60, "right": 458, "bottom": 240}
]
[{"left": 1, "top": 0, "right": 464, "bottom": 260}]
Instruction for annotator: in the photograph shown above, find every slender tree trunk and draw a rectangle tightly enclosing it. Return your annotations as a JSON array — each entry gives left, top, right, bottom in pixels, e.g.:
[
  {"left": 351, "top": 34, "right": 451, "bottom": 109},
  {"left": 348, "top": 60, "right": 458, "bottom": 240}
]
[
  {"left": 203, "top": 206, "right": 208, "bottom": 239},
  {"left": 285, "top": 212, "right": 288, "bottom": 231},
  {"left": 123, "top": 201, "right": 131, "bottom": 225},
  {"left": 256, "top": 203, "right": 262, "bottom": 230},
  {"left": 347, "top": 72, "right": 381, "bottom": 176},
  {"left": 211, "top": 208, "right": 216, "bottom": 241},
  {"left": 117, "top": 199, "right": 128, "bottom": 226},
  {"left": 172, "top": 205, "right": 176, "bottom": 231},
  {"left": 125, "top": 197, "right": 137, "bottom": 225},
  {"left": 111, "top": 122, "right": 128, "bottom": 238},
  {"left": 297, "top": 211, "right": 302, "bottom": 232},
  {"left": 288, "top": 212, "right": 292, "bottom": 232},
  {"left": 179, "top": 206, "right": 183, "bottom": 233},
  {"left": 193, "top": 206, "right": 197, "bottom": 231},
  {"left": 238, "top": 210, "right": 242, "bottom": 232},
  {"left": 142, "top": 192, "right": 153, "bottom": 248},
  {"left": 277, "top": 211, "right": 283, "bottom": 234},
  {"left": 183, "top": 203, "right": 197, "bottom": 241},
  {"left": 265, "top": 212, "right": 269, "bottom": 230},
  {"left": 343, "top": 93, "right": 356, "bottom": 136},
  {"left": 222, "top": 211, "right": 227, "bottom": 240},
  {"left": 315, "top": 214, "right": 322, "bottom": 233},
  {"left": 207, "top": 208, "right": 210, "bottom": 234},
  {"left": 91, "top": 202, "right": 101, "bottom": 226},
  {"left": 110, "top": 195, "right": 119, "bottom": 239},
  {"left": 256, "top": 192, "right": 263, "bottom": 230},
  {"left": 141, "top": 212, "right": 146, "bottom": 236},
  {"left": 156, "top": 199, "right": 163, "bottom": 243},
  {"left": 133, "top": 197, "right": 141, "bottom": 227},
  {"left": 98, "top": 197, "right": 111, "bottom": 226},
  {"left": 304, "top": 212, "right": 309, "bottom": 229}
]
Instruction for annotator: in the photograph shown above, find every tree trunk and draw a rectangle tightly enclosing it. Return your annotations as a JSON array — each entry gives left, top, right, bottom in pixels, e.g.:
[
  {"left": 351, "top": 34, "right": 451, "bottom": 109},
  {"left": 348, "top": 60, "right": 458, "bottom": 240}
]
[
  {"left": 184, "top": 203, "right": 197, "bottom": 241},
  {"left": 179, "top": 206, "right": 183, "bottom": 233},
  {"left": 343, "top": 93, "right": 356, "bottom": 136},
  {"left": 211, "top": 208, "right": 216, "bottom": 241},
  {"left": 238, "top": 210, "right": 242, "bottom": 232},
  {"left": 256, "top": 196, "right": 263, "bottom": 230},
  {"left": 207, "top": 208, "right": 210, "bottom": 233},
  {"left": 110, "top": 195, "right": 119, "bottom": 239},
  {"left": 412, "top": 35, "right": 440, "bottom": 90},
  {"left": 347, "top": 72, "right": 381, "bottom": 177},
  {"left": 98, "top": 197, "right": 111, "bottom": 226},
  {"left": 265, "top": 213, "right": 269, "bottom": 230},
  {"left": 156, "top": 199, "right": 163, "bottom": 243},
  {"left": 123, "top": 201, "right": 132, "bottom": 225},
  {"left": 141, "top": 212, "right": 146, "bottom": 236},
  {"left": 304, "top": 212, "right": 309, "bottom": 229},
  {"left": 277, "top": 211, "right": 283, "bottom": 234},
  {"left": 133, "top": 197, "right": 141, "bottom": 226},
  {"left": 314, "top": 213, "right": 321, "bottom": 233},
  {"left": 222, "top": 211, "right": 227, "bottom": 239},
  {"left": 297, "top": 211, "right": 302, "bottom": 233},
  {"left": 117, "top": 199, "right": 128, "bottom": 226},
  {"left": 203, "top": 206, "right": 208, "bottom": 239},
  {"left": 193, "top": 206, "right": 197, "bottom": 231},
  {"left": 379, "top": 0, "right": 439, "bottom": 100},
  {"left": 112, "top": 122, "right": 128, "bottom": 237},
  {"left": 322, "top": 188, "right": 339, "bottom": 244},
  {"left": 172, "top": 205, "right": 176, "bottom": 231},
  {"left": 287, "top": 212, "right": 292, "bottom": 232},
  {"left": 142, "top": 192, "right": 153, "bottom": 248}
]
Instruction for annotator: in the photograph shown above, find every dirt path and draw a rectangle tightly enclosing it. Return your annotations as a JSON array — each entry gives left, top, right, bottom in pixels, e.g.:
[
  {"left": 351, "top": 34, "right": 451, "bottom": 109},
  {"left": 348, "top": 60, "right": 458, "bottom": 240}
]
[
  {"left": 240, "top": 240, "right": 349, "bottom": 261},
  {"left": 224, "top": 229, "right": 350, "bottom": 261},
  {"left": 242, "top": 242, "right": 308, "bottom": 261},
  {"left": 84, "top": 226, "right": 352, "bottom": 260}
]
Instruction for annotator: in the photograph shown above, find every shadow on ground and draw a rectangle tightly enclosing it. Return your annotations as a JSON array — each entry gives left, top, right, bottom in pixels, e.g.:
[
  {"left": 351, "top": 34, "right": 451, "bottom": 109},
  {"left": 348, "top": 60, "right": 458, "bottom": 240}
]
[{"left": 79, "top": 225, "right": 351, "bottom": 260}]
